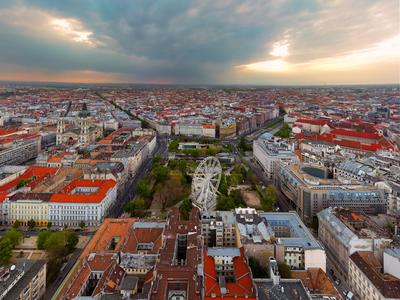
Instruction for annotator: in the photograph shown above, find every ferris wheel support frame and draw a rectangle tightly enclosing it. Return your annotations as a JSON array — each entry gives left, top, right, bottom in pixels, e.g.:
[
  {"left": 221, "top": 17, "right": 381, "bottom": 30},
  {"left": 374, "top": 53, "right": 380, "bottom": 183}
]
[{"left": 190, "top": 156, "right": 222, "bottom": 213}]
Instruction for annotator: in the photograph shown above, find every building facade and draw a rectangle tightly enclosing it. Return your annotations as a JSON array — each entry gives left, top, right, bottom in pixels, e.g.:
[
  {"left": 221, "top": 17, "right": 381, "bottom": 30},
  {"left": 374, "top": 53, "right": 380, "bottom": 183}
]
[
  {"left": 0, "top": 136, "right": 41, "bottom": 167},
  {"left": 0, "top": 260, "right": 46, "bottom": 300},
  {"left": 277, "top": 162, "right": 386, "bottom": 224},
  {"left": 318, "top": 207, "right": 393, "bottom": 281},
  {"left": 56, "top": 104, "right": 102, "bottom": 146},
  {"left": 348, "top": 251, "right": 400, "bottom": 300},
  {"left": 49, "top": 179, "right": 117, "bottom": 227},
  {"left": 253, "top": 134, "right": 297, "bottom": 180}
]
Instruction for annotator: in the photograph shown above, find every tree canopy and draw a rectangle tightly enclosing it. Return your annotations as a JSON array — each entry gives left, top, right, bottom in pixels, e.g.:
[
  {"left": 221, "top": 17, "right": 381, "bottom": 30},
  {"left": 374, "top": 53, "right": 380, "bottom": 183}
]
[
  {"left": 257, "top": 185, "right": 276, "bottom": 212},
  {"left": 274, "top": 123, "right": 291, "bottom": 138},
  {"left": 168, "top": 140, "right": 179, "bottom": 152},
  {"left": 249, "top": 257, "right": 269, "bottom": 278},
  {"left": 216, "top": 190, "right": 245, "bottom": 211},
  {"left": 0, "top": 238, "right": 13, "bottom": 265},
  {"left": 37, "top": 231, "right": 79, "bottom": 258},
  {"left": 151, "top": 165, "right": 169, "bottom": 183},
  {"left": 137, "top": 180, "right": 153, "bottom": 199},
  {"left": 4, "top": 228, "right": 23, "bottom": 248},
  {"left": 180, "top": 197, "right": 192, "bottom": 220},
  {"left": 0, "top": 228, "right": 23, "bottom": 265},
  {"left": 125, "top": 197, "right": 146, "bottom": 217},
  {"left": 278, "top": 262, "right": 292, "bottom": 278}
]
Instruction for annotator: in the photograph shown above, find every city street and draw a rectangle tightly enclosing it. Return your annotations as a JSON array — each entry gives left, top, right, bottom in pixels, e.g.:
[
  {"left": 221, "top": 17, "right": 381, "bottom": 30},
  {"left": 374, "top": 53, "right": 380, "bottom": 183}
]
[
  {"left": 107, "top": 135, "right": 168, "bottom": 218},
  {"left": 229, "top": 122, "right": 294, "bottom": 213},
  {"left": 326, "top": 256, "right": 353, "bottom": 299},
  {"left": 44, "top": 237, "right": 91, "bottom": 300}
]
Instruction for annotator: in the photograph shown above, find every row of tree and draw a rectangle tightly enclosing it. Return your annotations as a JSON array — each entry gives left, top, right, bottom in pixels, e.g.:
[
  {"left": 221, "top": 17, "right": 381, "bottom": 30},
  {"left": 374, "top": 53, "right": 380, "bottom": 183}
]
[
  {"left": 12, "top": 220, "right": 86, "bottom": 230},
  {"left": 0, "top": 229, "right": 23, "bottom": 264},
  {"left": 238, "top": 137, "right": 253, "bottom": 154},
  {"left": 125, "top": 156, "right": 194, "bottom": 216},
  {"left": 37, "top": 230, "right": 79, "bottom": 282}
]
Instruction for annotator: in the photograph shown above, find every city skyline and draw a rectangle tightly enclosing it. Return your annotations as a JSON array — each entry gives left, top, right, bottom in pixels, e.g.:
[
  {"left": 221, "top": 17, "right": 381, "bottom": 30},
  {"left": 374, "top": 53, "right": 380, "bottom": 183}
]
[{"left": 0, "top": 0, "right": 399, "bottom": 85}]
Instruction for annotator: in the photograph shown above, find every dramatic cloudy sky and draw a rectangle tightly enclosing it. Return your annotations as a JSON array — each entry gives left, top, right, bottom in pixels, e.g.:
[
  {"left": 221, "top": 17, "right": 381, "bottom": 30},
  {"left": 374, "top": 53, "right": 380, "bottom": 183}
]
[{"left": 0, "top": 0, "right": 399, "bottom": 84}]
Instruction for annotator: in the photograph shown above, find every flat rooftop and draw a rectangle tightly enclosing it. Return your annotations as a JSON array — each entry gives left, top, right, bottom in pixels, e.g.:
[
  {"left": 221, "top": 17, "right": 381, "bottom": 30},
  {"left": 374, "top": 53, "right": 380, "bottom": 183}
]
[
  {"left": 318, "top": 207, "right": 391, "bottom": 243},
  {"left": 254, "top": 279, "right": 310, "bottom": 300},
  {"left": 280, "top": 163, "right": 384, "bottom": 194},
  {"left": 255, "top": 138, "right": 295, "bottom": 157},
  {"left": 207, "top": 247, "right": 240, "bottom": 257},
  {"left": 260, "top": 212, "right": 323, "bottom": 250}
]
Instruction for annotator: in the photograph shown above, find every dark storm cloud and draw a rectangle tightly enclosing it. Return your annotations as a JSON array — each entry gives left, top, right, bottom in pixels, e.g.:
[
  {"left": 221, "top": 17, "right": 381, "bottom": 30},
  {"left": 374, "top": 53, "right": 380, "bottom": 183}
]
[{"left": 0, "top": 0, "right": 398, "bottom": 84}]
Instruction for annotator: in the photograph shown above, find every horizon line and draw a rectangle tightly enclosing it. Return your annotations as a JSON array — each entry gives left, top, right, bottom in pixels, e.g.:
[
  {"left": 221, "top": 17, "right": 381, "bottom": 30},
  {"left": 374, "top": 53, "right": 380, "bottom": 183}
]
[{"left": 0, "top": 79, "right": 399, "bottom": 88}]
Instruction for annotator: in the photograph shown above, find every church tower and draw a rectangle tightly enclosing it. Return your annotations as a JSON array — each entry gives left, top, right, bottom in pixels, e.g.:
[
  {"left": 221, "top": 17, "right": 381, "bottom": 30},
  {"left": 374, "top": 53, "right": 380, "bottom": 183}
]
[
  {"left": 56, "top": 118, "right": 65, "bottom": 145},
  {"left": 78, "top": 103, "right": 91, "bottom": 145}
]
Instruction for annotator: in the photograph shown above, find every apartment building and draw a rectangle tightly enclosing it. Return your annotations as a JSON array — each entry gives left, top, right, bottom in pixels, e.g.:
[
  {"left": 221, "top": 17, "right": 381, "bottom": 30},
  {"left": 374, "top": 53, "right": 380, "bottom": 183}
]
[
  {"left": 261, "top": 211, "right": 326, "bottom": 271},
  {"left": 209, "top": 208, "right": 326, "bottom": 272},
  {"left": 254, "top": 257, "right": 312, "bottom": 300},
  {"left": 203, "top": 247, "right": 256, "bottom": 300},
  {"left": 8, "top": 193, "right": 52, "bottom": 227},
  {"left": 253, "top": 133, "right": 297, "bottom": 180},
  {"left": 276, "top": 162, "right": 386, "bottom": 224},
  {"left": 202, "top": 210, "right": 238, "bottom": 247},
  {"left": 0, "top": 135, "right": 41, "bottom": 167},
  {"left": 234, "top": 207, "right": 275, "bottom": 266},
  {"left": 0, "top": 260, "right": 46, "bottom": 300},
  {"left": 48, "top": 179, "right": 117, "bottom": 227},
  {"left": 348, "top": 251, "right": 400, "bottom": 300},
  {"left": 318, "top": 207, "right": 393, "bottom": 281}
]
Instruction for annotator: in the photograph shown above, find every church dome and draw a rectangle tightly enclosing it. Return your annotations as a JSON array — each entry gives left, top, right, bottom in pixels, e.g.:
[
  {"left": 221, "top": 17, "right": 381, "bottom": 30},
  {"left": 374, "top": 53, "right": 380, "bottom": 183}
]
[{"left": 78, "top": 103, "right": 90, "bottom": 118}]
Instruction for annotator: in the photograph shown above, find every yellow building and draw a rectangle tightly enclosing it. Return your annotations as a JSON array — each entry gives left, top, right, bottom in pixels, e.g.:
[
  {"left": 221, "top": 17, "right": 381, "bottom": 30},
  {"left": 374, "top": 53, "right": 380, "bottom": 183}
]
[
  {"left": 9, "top": 193, "right": 50, "bottom": 227},
  {"left": 219, "top": 118, "right": 237, "bottom": 138}
]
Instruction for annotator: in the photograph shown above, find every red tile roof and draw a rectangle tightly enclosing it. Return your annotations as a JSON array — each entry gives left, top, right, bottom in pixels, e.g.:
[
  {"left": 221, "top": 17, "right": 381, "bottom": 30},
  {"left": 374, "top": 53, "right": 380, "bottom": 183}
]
[
  {"left": 47, "top": 152, "right": 69, "bottom": 163},
  {"left": 50, "top": 179, "right": 116, "bottom": 203},
  {"left": 331, "top": 128, "right": 379, "bottom": 140},
  {"left": 296, "top": 131, "right": 393, "bottom": 152},
  {"left": 151, "top": 207, "right": 202, "bottom": 300},
  {"left": 204, "top": 247, "right": 256, "bottom": 300},
  {"left": 0, "top": 192, "right": 8, "bottom": 204},
  {"left": 0, "top": 166, "right": 58, "bottom": 192},
  {"left": 123, "top": 226, "right": 164, "bottom": 254},
  {"left": 0, "top": 128, "right": 18, "bottom": 137},
  {"left": 60, "top": 219, "right": 135, "bottom": 299},
  {"left": 296, "top": 119, "right": 328, "bottom": 126},
  {"left": 291, "top": 268, "right": 342, "bottom": 299}
]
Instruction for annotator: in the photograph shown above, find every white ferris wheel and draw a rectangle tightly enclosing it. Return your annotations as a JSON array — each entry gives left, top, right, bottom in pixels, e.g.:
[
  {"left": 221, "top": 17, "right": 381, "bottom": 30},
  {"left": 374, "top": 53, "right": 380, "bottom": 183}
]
[{"left": 190, "top": 156, "right": 222, "bottom": 213}]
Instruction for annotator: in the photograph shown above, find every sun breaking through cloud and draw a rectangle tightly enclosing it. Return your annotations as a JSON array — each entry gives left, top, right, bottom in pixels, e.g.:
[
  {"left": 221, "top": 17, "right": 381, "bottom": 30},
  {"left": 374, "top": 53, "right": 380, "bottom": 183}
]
[{"left": 51, "top": 18, "right": 94, "bottom": 45}]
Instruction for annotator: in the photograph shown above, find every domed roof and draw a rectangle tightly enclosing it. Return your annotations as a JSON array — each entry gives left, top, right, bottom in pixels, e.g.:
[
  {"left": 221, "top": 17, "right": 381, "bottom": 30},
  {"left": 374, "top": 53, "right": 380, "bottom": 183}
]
[{"left": 78, "top": 103, "right": 90, "bottom": 118}]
